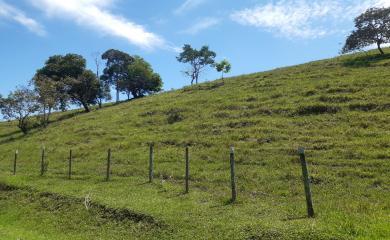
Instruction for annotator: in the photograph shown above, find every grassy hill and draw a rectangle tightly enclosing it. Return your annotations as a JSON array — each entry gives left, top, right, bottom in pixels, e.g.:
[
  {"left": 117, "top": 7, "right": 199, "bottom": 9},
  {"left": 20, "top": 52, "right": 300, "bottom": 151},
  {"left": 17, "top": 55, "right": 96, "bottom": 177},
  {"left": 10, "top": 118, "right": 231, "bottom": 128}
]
[{"left": 0, "top": 49, "right": 389, "bottom": 240}]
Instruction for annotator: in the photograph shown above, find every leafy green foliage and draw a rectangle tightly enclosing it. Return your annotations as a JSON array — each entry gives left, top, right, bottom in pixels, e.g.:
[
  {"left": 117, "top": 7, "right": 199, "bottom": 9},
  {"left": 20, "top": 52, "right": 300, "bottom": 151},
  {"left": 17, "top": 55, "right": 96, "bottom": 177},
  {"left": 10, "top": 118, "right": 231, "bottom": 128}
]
[
  {"left": 0, "top": 87, "right": 39, "bottom": 134},
  {"left": 215, "top": 59, "right": 232, "bottom": 79},
  {"left": 342, "top": 7, "right": 390, "bottom": 54},
  {"left": 177, "top": 44, "right": 216, "bottom": 85},
  {"left": 32, "top": 74, "right": 62, "bottom": 126},
  {"left": 64, "top": 70, "right": 101, "bottom": 112},
  {"left": 101, "top": 49, "right": 134, "bottom": 102},
  {"left": 34, "top": 54, "right": 102, "bottom": 113},
  {"left": 119, "top": 56, "right": 162, "bottom": 99}
]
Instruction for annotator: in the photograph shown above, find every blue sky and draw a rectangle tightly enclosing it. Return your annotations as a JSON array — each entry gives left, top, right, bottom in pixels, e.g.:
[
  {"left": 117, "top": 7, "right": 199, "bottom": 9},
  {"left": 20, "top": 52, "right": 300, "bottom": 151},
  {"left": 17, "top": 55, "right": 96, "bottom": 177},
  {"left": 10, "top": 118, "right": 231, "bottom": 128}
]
[{"left": 1, "top": 0, "right": 389, "bottom": 99}]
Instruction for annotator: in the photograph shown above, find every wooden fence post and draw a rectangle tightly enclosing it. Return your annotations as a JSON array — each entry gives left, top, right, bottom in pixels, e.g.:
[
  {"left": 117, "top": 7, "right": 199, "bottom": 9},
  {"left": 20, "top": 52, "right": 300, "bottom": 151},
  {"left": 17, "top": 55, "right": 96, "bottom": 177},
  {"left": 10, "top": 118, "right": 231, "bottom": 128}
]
[
  {"left": 40, "top": 147, "right": 45, "bottom": 176},
  {"left": 185, "top": 145, "right": 189, "bottom": 193},
  {"left": 13, "top": 150, "right": 18, "bottom": 175},
  {"left": 298, "top": 147, "right": 315, "bottom": 218},
  {"left": 106, "top": 148, "right": 111, "bottom": 181},
  {"left": 230, "top": 146, "right": 237, "bottom": 203},
  {"left": 68, "top": 149, "right": 72, "bottom": 179},
  {"left": 149, "top": 143, "right": 154, "bottom": 183}
]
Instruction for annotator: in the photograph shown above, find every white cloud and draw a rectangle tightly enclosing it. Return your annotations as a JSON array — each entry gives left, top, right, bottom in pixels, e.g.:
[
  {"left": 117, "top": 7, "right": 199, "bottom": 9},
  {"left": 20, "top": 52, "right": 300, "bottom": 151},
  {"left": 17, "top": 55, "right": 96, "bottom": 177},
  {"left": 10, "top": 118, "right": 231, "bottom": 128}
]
[
  {"left": 181, "top": 17, "right": 220, "bottom": 35},
  {"left": 0, "top": 0, "right": 45, "bottom": 36},
  {"left": 29, "top": 0, "right": 166, "bottom": 50},
  {"left": 174, "top": 0, "right": 206, "bottom": 15},
  {"left": 231, "top": 0, "right": 390, "bottom": 39}
]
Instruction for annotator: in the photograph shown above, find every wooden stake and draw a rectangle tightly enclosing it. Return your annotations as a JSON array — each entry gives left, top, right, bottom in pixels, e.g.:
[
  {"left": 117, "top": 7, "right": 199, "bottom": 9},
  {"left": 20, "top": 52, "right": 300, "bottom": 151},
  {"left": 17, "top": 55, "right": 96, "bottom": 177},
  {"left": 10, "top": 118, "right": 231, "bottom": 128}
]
[
  {"left": 185, "top": 146, "right": 189, "bottom": 193},
  {"left": 13, "top": 150, "right": 18, "bottom": 175},
  {"left": 230, "top": 146, "right": 237, "bottom": 203},
  {"left": 298, "top": 147, "right": 315, "bottom": 218},
  {"left": 106, "top": 148, "right": 111, "bottom": 181},
  {"left": 149, "top": 143, "right": 154, "bottom": 183},
  {"left": 68, "top": 149, "right": 72, "bottom": 179},
  {"left": 40, "top": 147, "right": 45, "bottom": 176}
]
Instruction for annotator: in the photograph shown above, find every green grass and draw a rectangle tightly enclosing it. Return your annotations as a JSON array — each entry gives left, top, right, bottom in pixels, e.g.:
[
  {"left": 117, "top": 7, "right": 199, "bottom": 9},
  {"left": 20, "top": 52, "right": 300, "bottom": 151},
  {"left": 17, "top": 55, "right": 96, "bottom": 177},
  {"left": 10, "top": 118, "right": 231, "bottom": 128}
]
[{"left": 0, "top": 49, "right": 389, "bottom": 239}]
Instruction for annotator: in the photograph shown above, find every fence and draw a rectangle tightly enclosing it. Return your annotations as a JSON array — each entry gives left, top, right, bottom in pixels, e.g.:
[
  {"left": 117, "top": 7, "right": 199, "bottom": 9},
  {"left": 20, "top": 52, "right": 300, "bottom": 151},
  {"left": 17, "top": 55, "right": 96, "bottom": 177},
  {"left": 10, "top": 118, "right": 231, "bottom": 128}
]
[{"left": 3, "top": 144, "right": 315, "bottom": 218}]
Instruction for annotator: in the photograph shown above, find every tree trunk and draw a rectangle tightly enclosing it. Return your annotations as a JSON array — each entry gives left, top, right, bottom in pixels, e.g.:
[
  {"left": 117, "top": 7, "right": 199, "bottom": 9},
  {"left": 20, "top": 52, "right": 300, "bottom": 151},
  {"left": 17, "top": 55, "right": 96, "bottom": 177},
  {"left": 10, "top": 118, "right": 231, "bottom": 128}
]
[
  {"left": 42, "top": 105, "right": 47, "bottom": 127},
  {"left": 81, "top": 101, "right": 90, "bottom": 112},
  {"left": 19, "top": 119, "right": 28, "bottom": 134},
  {"left": 47, "top": 107, "right": 51, "bottom": 123},
  {"left": 377, "top": 42, "right": 384, "bottom": 55},
  {"left": 116, "top": 83, "right": 120, "bottom": 103}
]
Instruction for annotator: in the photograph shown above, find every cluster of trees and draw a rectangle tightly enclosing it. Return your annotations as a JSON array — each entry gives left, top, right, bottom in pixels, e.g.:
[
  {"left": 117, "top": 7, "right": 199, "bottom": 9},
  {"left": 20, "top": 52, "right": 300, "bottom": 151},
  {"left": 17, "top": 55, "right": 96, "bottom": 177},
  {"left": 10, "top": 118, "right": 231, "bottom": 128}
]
[
  {"left": 177, "top": 44, "right": 231, "bottom": 85},
  {"left": 342, "top": 7, "right": 390, "bottom": 55},
  {"left": 0, "top": 49, "right": 162, "bottom": 133}
]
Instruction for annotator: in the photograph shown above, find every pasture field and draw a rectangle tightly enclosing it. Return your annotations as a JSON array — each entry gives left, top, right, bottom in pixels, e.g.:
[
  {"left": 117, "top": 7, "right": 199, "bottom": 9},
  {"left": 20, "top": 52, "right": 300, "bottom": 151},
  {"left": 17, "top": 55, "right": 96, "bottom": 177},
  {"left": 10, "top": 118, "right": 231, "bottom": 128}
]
[{"left": 0, "top": 49, "right": 389, "bottom": 239}]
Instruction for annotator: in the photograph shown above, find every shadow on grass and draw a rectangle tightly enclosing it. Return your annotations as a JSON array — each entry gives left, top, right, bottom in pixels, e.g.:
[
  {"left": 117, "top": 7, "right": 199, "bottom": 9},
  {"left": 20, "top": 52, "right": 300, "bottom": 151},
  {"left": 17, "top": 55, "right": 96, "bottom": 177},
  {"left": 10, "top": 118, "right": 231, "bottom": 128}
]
[
  {"left": 0, "top": 130, "right": 20, "bottom": 139},
  {"left": 0, "top": 103, "right": 114, "bottom": 145},
  {"left": 342, "top": 52, "right": 390, "bottom": 67},
  {"left": 282, "top": 215, "right": 310, "bottom": 221}
]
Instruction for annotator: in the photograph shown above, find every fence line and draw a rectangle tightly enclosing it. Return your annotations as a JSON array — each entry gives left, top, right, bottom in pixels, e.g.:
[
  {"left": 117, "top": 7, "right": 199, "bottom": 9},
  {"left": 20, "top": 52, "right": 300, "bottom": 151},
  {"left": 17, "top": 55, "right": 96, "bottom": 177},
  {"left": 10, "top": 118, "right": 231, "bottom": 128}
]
[{"left": 2, "top": 144, "right": 315, "bottom": 217}]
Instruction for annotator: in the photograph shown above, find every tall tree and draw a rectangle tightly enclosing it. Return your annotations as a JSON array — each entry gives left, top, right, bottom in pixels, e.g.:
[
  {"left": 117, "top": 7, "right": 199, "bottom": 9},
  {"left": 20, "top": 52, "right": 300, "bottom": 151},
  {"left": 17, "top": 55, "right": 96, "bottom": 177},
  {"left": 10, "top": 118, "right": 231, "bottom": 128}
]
[
  {"left": 64, "top": 70, "right": 100, "bottom": 112},
  {"left": 215, "top": 59, "right": 231, "bottom": 80},
  {"left": 92, "top": 52, "right": 111, "bottom": 108},
  {"left": 342, "top": 7, "right": 390, "bottom": 55},
  {"left": 101, "top": 49, "right": 134, "bottom": 102},
  {"left": 119, "top": 56, "right": 163, "bottom": 99},
  {"left": 32, "top": 74, "right": 62, "bottom": 126},
  {"left": 35, "top": 54, "right": 87, "bottom": 111},
  {"left": 34, "top": 54, "right": 101, "bottom": 113},
  {"left": 0, "top": 87, "right": 39, "bottom": 134},
  {"left": 177, "top": 44, "right": 216, "bottom": 85}
]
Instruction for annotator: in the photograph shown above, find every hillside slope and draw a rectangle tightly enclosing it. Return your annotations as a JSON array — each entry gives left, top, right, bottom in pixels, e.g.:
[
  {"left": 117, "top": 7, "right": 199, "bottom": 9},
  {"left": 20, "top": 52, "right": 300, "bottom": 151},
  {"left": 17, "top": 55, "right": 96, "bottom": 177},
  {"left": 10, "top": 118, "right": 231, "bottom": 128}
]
[{"left": 0, "top": 50, "right": 390, "bottom": 239}]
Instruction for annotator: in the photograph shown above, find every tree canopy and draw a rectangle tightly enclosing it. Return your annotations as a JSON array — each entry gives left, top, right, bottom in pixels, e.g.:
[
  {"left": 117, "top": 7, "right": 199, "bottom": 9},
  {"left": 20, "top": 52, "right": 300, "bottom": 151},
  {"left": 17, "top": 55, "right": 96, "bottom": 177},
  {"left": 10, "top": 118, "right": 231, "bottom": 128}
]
[
  {"left": 34, "top": 54, "right": 102, "bottom": 113},
  {"left": 101, "top": 49, "right": 134, "bottom": 102},
  {"left": 215, "top": 59, "right": 231, "bottom": 80},
  {"left": 0, "top": 87, "right": 39, "bottom": 134},
  {"left": 64, "top": 70, "right": 101, "bottom": 112},
  {"left": 2, "top": 50, "right": 163, "bottom": 133},
  {"left": 342, "top": 7, "right": 390, "bottom": 55},
  {"left": 177, "top": 44, "right": 216, "bottom": 85},
  {"left": 118, "top": 56, "right": 162, "bottom": 99}
]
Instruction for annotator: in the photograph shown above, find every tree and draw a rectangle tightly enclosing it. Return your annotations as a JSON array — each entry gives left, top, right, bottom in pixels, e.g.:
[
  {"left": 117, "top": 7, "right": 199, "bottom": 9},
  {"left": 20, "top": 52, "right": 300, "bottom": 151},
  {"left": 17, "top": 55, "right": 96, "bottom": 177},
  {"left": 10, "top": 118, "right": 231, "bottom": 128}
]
[
  {"left": 92, "top": 52, "right": 111, "bottom": 108},
  {"left": 342, "top": 7, "right": 390, "bottom": 55},
  {"left": 215, "top": 59, "right": 231, "bottom": 80},
  {"left": 34, "top": 54, "right": 87, "bottom": 111},
  {"left": 34, "top": 54, "right": 101, "bottom": 113},
  {"left": 0, "top": 87, "right": 39, "bottom": 134},
  {"left": 32, "top": 74, "right": 62, "bottom": 126},
  {"left": 101, "top": 49, "right": 134, "bottom": 102},
  {"left": 119, "top": 56, "right": 163, "bottom": 99},
  {"left": 64, "top": 70, "right": 100, "bottom": 112},
  {"left": 177, "top": 44, "right": 216, "bottom": 85}
]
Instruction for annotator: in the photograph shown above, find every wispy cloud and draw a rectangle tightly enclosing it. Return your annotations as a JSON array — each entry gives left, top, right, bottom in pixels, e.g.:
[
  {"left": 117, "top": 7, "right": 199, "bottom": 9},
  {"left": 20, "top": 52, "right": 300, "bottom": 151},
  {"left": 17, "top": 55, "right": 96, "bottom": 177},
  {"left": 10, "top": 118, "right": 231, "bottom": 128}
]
[
  {"left": 231, "top": 0, "right": 390, "bottom": 39},
  {"left": 181, "top": 17, "right": 220, "bottom": 35},
  {"left": 0, "top": 0, "right": 45, "bottom": 36},
  {"left": 29, "top": 0, "right": 166, "bottom": 50},
  {"left": 174, "top": 0, "right": 206, "bottom": 15}
]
